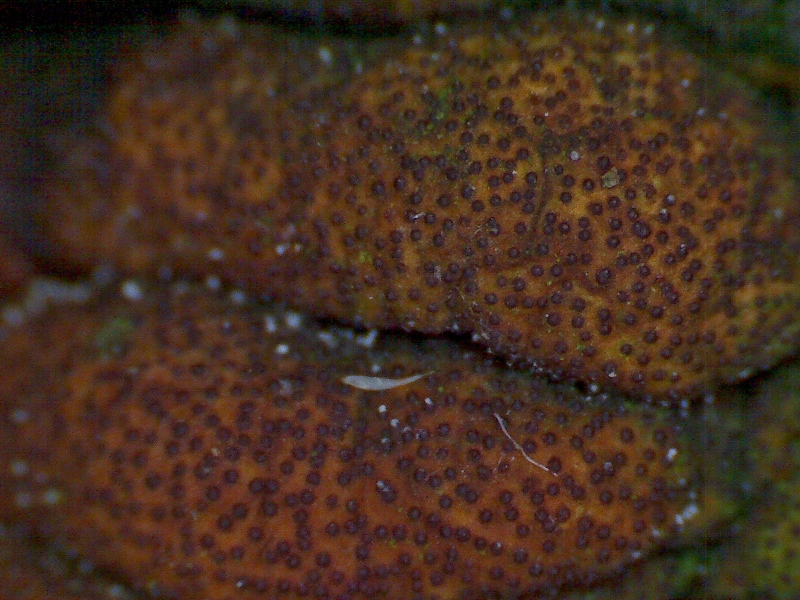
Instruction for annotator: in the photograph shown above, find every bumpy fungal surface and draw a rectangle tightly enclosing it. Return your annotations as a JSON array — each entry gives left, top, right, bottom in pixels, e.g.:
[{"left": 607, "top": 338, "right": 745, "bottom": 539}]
[
  {"left": 0, "top": 282, "right": 723, "bottom": 599},
  {"left": 42, "top": 12, "right": 800, "bottom": 401},
  {"left": 43, "top": 16, "right": 401, "bottom": 275},
  {"left": 270, "top": 12, "right": 800, "bottom": 401}
]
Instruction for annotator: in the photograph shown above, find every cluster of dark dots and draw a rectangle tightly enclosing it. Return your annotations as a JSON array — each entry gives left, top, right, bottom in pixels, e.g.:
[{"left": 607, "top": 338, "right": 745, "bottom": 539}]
[
  {"left": 0, "top": 286, "right": 700, "bottom": 599},
  {"left": 265, "top": 12, "right": 800, "bottom": 401},
  {"left": 43, "top": 12, "right": 800, "bottom": 401},
  {"left": 6, "top": 4, "right": 800, "bottom": 600}
]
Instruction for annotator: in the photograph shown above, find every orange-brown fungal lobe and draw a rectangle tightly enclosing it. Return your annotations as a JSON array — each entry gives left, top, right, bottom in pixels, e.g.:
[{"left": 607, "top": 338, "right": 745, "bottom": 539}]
[
  {"left": 43, "top": 15, "right": 401, "bottom": 274},
  {"left": 41, "top": 12, "right": 800, "bottom": 401},
  {"left": 0, "top": 281, "right": 719, "bottom": 599},
  {"left": 270, "top": 13, "right": 800, "bottom": 401}
]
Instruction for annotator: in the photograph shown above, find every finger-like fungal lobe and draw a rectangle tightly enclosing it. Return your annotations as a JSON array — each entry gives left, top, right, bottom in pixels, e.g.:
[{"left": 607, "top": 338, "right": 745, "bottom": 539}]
[
  {"left": 271, "top": 13, "right": 800, "bottom": 401},
  {"left": 0, "top": 283, "right": 723, "bottom": 599},
  {"left": 42, "top": 12, "right": 800, "bottom": 400},
  {"left": 42, "top": 16, "right": 401, "bottom": 274}
]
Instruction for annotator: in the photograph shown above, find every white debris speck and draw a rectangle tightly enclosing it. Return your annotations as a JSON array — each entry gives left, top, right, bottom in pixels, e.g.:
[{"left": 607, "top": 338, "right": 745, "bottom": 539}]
[
  {"left": 434, "top": 22, "right": 448, "bottom": 35},
  {"left": 121, "top": 280, "right": 143, "bottom": 301},
  {"left": 205, "top": 275, "right": 221, "bottom": 290},
  {"left": 356, "top": 329, "right": 378, "bottom": 348},
  {"left": 207, "top": 247, "right": 225, "bottom": 261},
  {"left": 10, "top": 459, "right": 28, "bottom": 477},
  {"left": 601, "top": 168, "right": 620, "bottom": 189},
  {"left": 285, "top": 312, "right": 303, "bottom": 329},
  {"left": 318, "top": 46, "right": 333, "bottom": 65},
  {"left": 674, "top": 502, "right": 699, "bottom": 526},
  {"left": 264, "top": 315, "right": 277, "bottom": 333},
  {"left": 666, "top": 448, "right": 678, "bottom": 463},
  {"left": 376, "top": 480, "right": 391, "bottom": 493},
  {"left": 378, "top": 405, "right": 387, "bottom": 414},
  {"left": 316, "top": 331, "right": 337, "bottom": 348},
  {"left": 494, "top": 412, "right": 555, "bottom": 476},
  {"left": 275, "top": 343, "right": 290, "bottom": 355},
  {"left": 424, "top": 397, "right": 433, "bottom": 406},
  {"left": 696, "top": 107, "right": 707, "bottom": 116},
  {"left": 229, "top": 289, "right": 247, "bottom": 305},
  {"left": 277, "top": 380, "right": 293, "bottom": 395},
  {"left": 626, "top": 23, "right": 635, "bottom": 33},
  {"left": 10, "top": 408, "right": 29, "bottom": 424},
  {"left": 595, "top": 18, "right": 605, "bottom": 29},
  {"left": 681, "top": 78, "right": 690, "bottom": 88},
  {"left": 341, "top": 371, "right": 432, "bottom": 391},
  {"left": 371, "top": 363, "right": 381, "bottom": 374},
  {"left": 569, "top": 151, "right": 580, "bottom": 161},
  {"left": 42, "top": 488, "right": 63, "bottom": 505},
  {"left": 390, "top": 418, "right": 400, "bottom": 427},
  {"left": 275, "top": 244, "right": 288, "bottom": 256}
]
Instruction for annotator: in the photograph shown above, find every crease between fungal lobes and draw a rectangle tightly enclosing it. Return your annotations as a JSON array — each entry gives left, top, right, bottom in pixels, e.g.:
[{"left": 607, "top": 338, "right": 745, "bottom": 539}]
[
  {"left": 42, "top": 11, "right": 800, "bottom": 401},
  {"left": 0, "top": 283, "right": 724, "bottom": 600}
]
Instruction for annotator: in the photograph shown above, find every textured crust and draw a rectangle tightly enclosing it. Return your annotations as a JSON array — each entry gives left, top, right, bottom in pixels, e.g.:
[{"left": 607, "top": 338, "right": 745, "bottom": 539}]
[
  {"left": 0, "top": 284, "right": 722, "bottom": 599},
  {"left": 41, "top": 13, "right": 800, "bottom": 400}
]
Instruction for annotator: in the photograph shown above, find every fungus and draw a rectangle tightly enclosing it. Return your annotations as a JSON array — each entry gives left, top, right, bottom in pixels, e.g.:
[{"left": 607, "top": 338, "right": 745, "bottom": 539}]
[
  {"left": 41, "top": 12, "right": 800, "bottom": 400},
  {"left": 0, "top": 282, "right": 728, "bottom": 599}
]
